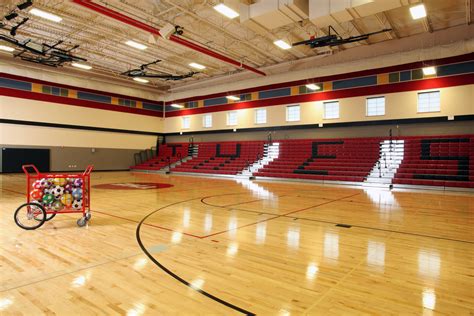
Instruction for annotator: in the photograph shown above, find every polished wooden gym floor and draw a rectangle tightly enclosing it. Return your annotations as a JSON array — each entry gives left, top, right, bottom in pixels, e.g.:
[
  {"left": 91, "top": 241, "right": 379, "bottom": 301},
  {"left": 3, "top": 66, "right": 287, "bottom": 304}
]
[{"left": 1, "top": 171, "right": 473, "bottom": 315}]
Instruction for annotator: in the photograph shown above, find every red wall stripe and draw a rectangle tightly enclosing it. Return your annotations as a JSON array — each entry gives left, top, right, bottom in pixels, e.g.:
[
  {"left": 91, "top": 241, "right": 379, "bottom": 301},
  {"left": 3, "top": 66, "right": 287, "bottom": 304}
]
[
  {"left": 0, "top": 72, "right": 164, "bottom": 105},
  {"left": 166, "top": 73, "right": 474, "bottom": 117},
  {"left": 170, "top": 53, "right": 474, "bottom": 104},
  {"left": 0, "top": 88, "right": 163, "bottom": 117}
]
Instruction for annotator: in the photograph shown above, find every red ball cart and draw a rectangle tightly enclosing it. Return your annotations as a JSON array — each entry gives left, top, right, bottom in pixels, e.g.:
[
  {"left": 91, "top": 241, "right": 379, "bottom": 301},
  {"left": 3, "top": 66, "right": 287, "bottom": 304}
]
[{"left": 14, "top": 164, "right": 93, "bottom": 230}]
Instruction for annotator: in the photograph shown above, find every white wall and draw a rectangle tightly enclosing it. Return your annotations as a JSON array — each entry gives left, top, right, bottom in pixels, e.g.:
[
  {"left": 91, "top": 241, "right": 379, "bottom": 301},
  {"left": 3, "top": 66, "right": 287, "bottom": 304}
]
[
  {"left": 0, "top": 96, "right": 163, "bottom": 149},
  {"left": 164, "top": 85, "right": 474, "bottom": 133}
]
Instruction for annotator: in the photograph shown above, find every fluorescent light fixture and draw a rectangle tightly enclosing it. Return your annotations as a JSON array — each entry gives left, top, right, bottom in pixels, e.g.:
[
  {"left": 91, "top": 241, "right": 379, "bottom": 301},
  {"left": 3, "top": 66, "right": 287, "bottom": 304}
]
[
  {"left": 125, "top": 40, "right": 147, "bottom": 50},
  {"left": 189, "top": 62, "right": 206, "bottom": 70},
  {"left": 30, "top": 8, "right": 62, "bottom": 22},
  {"left": 171, "top": 103, "right": 184, "bottom": 108},
  {"left": 226, "top": 95, "right": 240, "bottom": 101},
  {"left": 410, "top": 4, "right": 426, "bottom": 20},
  {"left": 71, "top": 62, "right": 92, "bottom": 70},
  {"left": 422, "top": 66, "right": 436, "bottom": 76},
  {"left": 274, "top": 40, "right": 292, "bottom": 50},
  {"left": 133, "top": 77, "right": 149, "bottom": 83},
  {"left": 0, "top": 45, "right": 15, "bottom": 52},
  {"left": 213, "top": 4, "right": 239, "bottom": 19},
  {"left": 305, "top": 84, "right": 321, "bottom": 91}
]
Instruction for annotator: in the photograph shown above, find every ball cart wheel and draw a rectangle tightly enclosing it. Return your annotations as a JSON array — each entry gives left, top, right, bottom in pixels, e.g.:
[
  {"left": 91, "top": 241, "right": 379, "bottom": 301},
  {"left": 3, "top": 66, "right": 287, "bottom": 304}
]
[
  {"left": 85, "top": 212, "right": 91, "bottom": 221},
  {"left": 34, "top": 211, "right": 56, "bottom": 222},
  {"left": 14, "top": 203, "right": 47, "bottom": 230},
  {"left": 45, "top": 212, "right": 57, "bottom": 221},
  {"left": 77, "top": 217, "right": 87, "bottom": 227}
]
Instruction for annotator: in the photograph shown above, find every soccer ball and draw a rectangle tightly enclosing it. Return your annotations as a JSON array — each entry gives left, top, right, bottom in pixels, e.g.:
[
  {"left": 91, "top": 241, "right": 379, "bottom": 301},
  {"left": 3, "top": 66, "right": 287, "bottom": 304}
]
[
  {"left": 30, "top": 189, "right": 44, "bottom": 201},
  {"left": 64, "top": 184, "right": 73, "bottom": 193},
  {"left": 72, "top": 188, "right": 83, "bottom": 200},
  {"left": 72, "top": 199, "right": 82, "bottom": 210},
  {"left": 73, "top": 178, "right": 83, "bottom": 188},
  {"left": 52, "top": 200, "right": 64, "bottom": 211},
  {"left": 60, "top": 193, "right": 73, "bottom": 207},
  {"left": 52, "top": 185, "right": 65, "bottom": 198},
  {"left": 39, "top": 178, "right": 52, "bottom": 188},
  {"left": 53, "top": 178, "right": 66, "bottom": 186},
  {"left": 42, "top": 193, "right": 55, "bottom": 205},
  {"left": 32, "top": 180, "right": 42, "bottom": 189}
]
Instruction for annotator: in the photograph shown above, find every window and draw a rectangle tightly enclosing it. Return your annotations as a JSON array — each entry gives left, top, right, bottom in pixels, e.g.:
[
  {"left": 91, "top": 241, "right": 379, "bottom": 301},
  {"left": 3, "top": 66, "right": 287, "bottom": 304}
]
[
  {"left": 366, "top": 97, "right": 385, "bottom": 116},
  {"left": 185, "top": 101, "right": 198, "bottom": 108},
  {"left": 227, "top": 111, "right": 238, "bottom": 126},
  {"left": 240, "top": 93, "right": 252, "bottom": 101},
  {"left": 418, "top": 91, "right": 440, "bottom": 113},
  {"left": 323, "top": 101, "right": 339, "bottom": 119},
  {"left": 118, "top": 99, "right": 136, "bottom": 107},
  {"left": 286, "top": 105, "right": 300, "bottom": 122},
  {"left": 255, "top": 108, "right": 267, "bottom": 124},
  {"left": 182, "top": 117, "right": 190, "bottom": 129},
  {"left": 42, "top": 85, "right": 68, "bottom": 97},
  {"left": 202, "top": 114, "right": 212, "bottom": 128}
]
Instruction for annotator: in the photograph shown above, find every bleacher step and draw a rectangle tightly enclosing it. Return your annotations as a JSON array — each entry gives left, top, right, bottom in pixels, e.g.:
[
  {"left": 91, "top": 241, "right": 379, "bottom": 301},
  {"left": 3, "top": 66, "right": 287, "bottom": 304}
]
[{"left": 365, "top": 139, "right": 405, "bottom": 186}]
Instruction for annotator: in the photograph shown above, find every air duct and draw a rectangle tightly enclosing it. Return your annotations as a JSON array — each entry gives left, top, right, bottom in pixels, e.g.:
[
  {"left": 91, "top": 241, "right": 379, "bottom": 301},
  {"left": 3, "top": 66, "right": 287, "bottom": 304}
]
[
  {"left": 309, "top": 0, "right": 403, "bottom": 28},
  {"left": 241, "top": 0, "right": 309, "bottom": 30}
]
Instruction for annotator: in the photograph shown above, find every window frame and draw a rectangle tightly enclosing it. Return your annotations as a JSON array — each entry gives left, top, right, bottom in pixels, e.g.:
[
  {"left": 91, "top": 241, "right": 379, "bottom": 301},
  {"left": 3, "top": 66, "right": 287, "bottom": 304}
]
[
  {"left": 286, "top": 105, "right": 301, "bottom": 122},
  {"left": 227, "top": 111, "right": 238, "bottom": 126},
  {"left": 254, "top": 108, "right": 267, "bottom": 124},
  {"left": 417, "top": 90, "right": 440, "bottom": 113},
  {"left": 182, "top": 116, "right": 190, "bottom": 129},
  {"left": 323, "top": 101, "right": 340, "bottom": 120},
  {"left": 366, "top": 96, "right": 385, "bottom": 117},
  {"left": 202, "top": 114, "right": 212, "bottom": 128}
]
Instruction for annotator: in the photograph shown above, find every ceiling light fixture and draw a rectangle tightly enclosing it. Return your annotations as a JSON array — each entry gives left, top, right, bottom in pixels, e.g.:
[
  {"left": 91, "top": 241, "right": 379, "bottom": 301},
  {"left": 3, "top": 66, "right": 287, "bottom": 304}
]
[
  {"left": 189, "top": 62, "right": 206, "bottom": 70},
  {"left": 29, "top": 8, "right": 62, "bottom": 22},
  {"left": 274, "top": 40, "right": 292, "bottom": 50},
  {"left": 71, "top": 62, "right": 92, "bottom": 70},
  {"left": 125, "top": 40, "right": 147, "bottom": 50},
  {"left": 226, "top": 95, "right": 240, "bottom": 101},
  {"left": 410, "top": 4, "right": 427, "bottom": 20},
  {"left": 170, "top": 103, "right": 184, "bottom": 108},
  {"left": 0, "top": 45, "right": 15, "bottom": 52},
  {"left": 133, "top": 77, "right": 149, "bottom": 83},
  {"left": 305, "top": 84, "right": 321, "bottom": 91},
  {"left": 422, "top": 66, "right": 436, "bottom": 76},
  {"left": 213, "top": 4, "right": 239, "bottom": 19}
]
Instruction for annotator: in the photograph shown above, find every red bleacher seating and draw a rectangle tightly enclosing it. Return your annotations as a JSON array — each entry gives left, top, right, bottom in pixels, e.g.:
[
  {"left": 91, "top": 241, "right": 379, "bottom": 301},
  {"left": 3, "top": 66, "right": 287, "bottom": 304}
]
[
  {"left": 132, "top": 144, "right": 188, "bottom": 171},
  {"left": 254, "top": 138, "right": 381, "bottom": 182},
  {"left": 173, "top": 141, "right": 265, "bottom": 175},
  {"left": 131, "top": 135, "right": 473, "bottom": 189},
  {"left": 393, "top": 135, "right": 474, "bottom": 188}
]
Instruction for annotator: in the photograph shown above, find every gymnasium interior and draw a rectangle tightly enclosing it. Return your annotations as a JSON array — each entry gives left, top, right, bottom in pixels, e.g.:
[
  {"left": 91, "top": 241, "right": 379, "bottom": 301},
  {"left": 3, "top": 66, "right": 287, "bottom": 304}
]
[{"left": 0, "top": 0, "right": 473, "bottom": 314}]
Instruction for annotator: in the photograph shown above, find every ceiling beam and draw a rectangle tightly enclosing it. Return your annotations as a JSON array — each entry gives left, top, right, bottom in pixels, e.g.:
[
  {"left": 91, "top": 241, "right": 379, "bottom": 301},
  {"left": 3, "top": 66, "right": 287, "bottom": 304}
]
[{"left": 71, "top": 0, "right": 266, "bottom": 76}]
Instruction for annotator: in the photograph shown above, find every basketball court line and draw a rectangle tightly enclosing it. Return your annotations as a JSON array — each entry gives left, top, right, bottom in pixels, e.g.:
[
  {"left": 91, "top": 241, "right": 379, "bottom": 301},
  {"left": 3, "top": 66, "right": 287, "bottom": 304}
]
[
  {"left": 132, "top": 191, "right": 363, "bottom": 314},
  {"left": 201, "top": 195, "right": 474, "bottom": 244},
  {"left": 93, "top": 210, "right": 203, "bottom": 239},
  {"left": 199, "top": 192, "right": 361, "bottom": 238},
  {"left": 295, "top": 193, "right": 473, "bottom": 214},
  {"left": 0, "top": 252, "right": 141, "bottom": 293},
  {"left": 0, "top": 188, "right": 24, "bottom": 196},
  {"left": 135, "top": 194, "right": 256, "bottom": 315}
]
